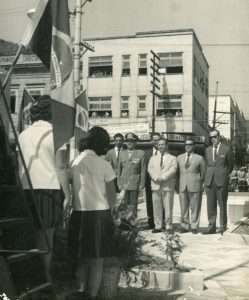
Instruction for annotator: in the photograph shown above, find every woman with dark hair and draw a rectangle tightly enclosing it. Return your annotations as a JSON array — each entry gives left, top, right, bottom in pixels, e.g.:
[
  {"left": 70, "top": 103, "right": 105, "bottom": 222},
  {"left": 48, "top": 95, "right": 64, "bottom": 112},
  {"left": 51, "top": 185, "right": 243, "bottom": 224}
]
[
  {"left": 67, "top": 126, "right": 116, "bottom": 300},
  {"left": 18, "top": 95, "right": 63, "bottom": 282}
]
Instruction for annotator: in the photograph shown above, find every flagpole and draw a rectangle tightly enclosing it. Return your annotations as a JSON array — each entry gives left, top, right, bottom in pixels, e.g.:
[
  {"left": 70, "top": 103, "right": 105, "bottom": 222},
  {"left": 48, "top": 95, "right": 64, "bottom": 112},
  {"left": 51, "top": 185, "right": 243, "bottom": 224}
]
[{"left": 2, "top": 44, "right": 24, "bottom": 90}]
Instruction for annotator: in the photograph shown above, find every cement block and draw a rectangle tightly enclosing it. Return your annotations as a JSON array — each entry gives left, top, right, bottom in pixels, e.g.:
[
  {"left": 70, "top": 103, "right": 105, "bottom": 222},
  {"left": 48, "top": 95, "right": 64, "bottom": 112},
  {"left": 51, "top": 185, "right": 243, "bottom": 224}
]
[
  {"left": 119, "top": 268, "right": 204, "bottom": 292},
  {"left": 228, "top": 199, "right": 249, "bottom": 224}
]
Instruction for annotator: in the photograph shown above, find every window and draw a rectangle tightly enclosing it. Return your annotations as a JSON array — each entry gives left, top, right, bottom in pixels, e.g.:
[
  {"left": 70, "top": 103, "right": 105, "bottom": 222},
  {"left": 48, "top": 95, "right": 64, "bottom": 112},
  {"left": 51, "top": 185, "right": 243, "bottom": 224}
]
[
  {"left": 89, "top": 97, "right": 112, "bottom": 118},
  {"left": 120, "top": 96, "right": 129, "bottom": 117},
  {"left": 89, "top": 56, "right": 113, "bottom": 78},
  {"left": 138, "top": 54, "right": 147, "bottom": 75},
  {"left": 10, "top": 91, "right": 17, "bottom": 113},
  {"left": 121, "top": 55, "right": 130, "bottom": 76},
  {"left": 158, "top": 52, "right": 183, "bottom": 74},
  {"left": 137, "top": 95, "right": 147, "bottom": 117},
  {"left": 157, "top": 94, "right": 182, "bottom": 116},
  {"left": 193, "top": 97, "right": 206, "bottom": 128}
]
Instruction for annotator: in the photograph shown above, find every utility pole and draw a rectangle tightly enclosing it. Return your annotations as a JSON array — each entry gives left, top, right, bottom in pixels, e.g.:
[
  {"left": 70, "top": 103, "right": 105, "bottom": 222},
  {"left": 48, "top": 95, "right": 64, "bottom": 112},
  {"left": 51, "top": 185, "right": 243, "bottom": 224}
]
[
  {"left": 73, "top": 0, "right": 82, "bottom": 97},
  {"left": 212, "top": 81, "right": 219, "bottom": 129},
  {"left": 150, "top": 50, "right": 160, "bottom": 134},
  {"left": 73, "top": 0, "right": 94, "bottom": 96}
]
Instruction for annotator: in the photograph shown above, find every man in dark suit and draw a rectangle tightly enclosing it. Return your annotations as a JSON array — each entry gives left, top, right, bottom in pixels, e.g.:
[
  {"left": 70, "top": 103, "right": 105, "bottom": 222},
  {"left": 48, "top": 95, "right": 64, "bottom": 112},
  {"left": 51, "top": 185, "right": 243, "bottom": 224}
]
[
  {"left": 204, "top": 129, "right": 234, "bottom": 234},
  {"left": 145, "top": 132, "right": 161, "bottom": 229},
  {"left": 106, "top": 133, "right": 124, "bottom": 192},
  {"left": 118, "top": 132, "right": 146, "bottom": 225},
  {"left": 177, "top": 139, "right": 206, "bottom": 234}
]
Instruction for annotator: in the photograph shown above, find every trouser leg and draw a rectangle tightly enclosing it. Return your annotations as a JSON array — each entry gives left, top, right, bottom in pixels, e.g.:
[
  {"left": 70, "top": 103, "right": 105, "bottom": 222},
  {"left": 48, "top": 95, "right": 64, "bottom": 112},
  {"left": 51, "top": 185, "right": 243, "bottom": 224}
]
[
  {"left": 152, "top": 191, "right": 163, "bottom": 229},
  {"left": 125, "top": 190, "right": 139, "bottom": 225},
  {"left": 205, "top": 183, "right": 217, "bottom": 230},
  {"left": 145, "top": 182, "right": 154, "bottom": 228},
  {"left": 189, "top": 192, "right": 202, "bottom": 229},
  {"left": 179, "top": 190, "right": 190, "bottom": 230},
  {"left": 217, "top": 186, "right": 228, "bottom": 230},
  {"left": 162, "top": 191, "right": 174, "bottom": 230}
]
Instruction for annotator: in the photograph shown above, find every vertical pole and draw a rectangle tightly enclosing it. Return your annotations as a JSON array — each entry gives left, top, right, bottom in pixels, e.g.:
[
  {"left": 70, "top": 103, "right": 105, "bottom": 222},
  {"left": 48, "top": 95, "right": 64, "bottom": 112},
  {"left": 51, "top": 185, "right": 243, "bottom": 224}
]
[
  {"left": 152, "top": 56, "right": 156, "bottom": 134},
  {"left": 74, "top": 0, "right": 82, "bottom": 97},
  {"left": 212, "top": 81, "right": 219, "bottom": 129}
]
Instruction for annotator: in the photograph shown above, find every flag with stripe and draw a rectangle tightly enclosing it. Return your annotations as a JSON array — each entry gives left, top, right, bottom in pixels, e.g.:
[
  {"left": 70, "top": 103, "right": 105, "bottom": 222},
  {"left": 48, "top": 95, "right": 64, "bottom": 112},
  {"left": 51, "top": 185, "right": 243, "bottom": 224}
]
[
  {"left": 75, "top": 90, "right": 89, "bottom": 144},
  {"left": 17, "top": 89, "right": 35, "bottom": 133},
  {"left": 21, "top": 0, "right": 74, "bottom": 151}
]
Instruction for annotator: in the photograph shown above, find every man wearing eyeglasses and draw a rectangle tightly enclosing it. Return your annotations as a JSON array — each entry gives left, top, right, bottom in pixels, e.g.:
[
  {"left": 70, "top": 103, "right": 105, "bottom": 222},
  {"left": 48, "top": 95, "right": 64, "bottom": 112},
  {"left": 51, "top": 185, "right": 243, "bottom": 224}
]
[{"left": 204, "top": 129, "right": 234, "bottom": 234}]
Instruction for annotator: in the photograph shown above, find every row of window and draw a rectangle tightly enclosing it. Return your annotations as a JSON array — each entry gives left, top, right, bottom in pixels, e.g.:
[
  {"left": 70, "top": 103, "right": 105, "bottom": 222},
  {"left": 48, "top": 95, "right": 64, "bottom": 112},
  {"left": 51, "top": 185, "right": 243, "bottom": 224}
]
[
  {"left": 194, "top": 57, "right": 208, "bottom": 97},
  {"left": 193, "top": 97, "right": 208, "bottom": 128},
  {"left": 89, "top": 95, "right": 183, "bottom": 118},
  {"left": 88, "top": 52, "right": 183, "bottom": 78}
]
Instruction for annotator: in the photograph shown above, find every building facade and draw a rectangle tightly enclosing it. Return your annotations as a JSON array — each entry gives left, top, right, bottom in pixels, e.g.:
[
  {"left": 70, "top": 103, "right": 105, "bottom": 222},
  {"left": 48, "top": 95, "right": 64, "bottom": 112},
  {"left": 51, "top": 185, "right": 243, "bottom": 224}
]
[
  {"left": 82, "top": 29, "right": 209, "bottom": 141},
  {"left": 209, "top": 95, "right": 247, "bottom": 165}
]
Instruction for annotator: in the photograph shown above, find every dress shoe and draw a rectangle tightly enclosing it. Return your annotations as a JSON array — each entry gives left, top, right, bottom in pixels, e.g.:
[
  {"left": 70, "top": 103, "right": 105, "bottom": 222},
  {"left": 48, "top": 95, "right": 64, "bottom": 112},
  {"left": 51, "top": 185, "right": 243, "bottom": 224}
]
[
  {"left": 191, "top": 229, "right": 198, "bottom": 234},
  {"left": 203, "top": 228, "right": 216, "bottom": 234},
  {"left": 179, "top": 228, "right": 189, "bottom": 233},
  {"left": 217, "top": 227, "right": 226, "bottom": 234},
  {"left": 152, "top": 228, "right": 162, "bottom": 233}
]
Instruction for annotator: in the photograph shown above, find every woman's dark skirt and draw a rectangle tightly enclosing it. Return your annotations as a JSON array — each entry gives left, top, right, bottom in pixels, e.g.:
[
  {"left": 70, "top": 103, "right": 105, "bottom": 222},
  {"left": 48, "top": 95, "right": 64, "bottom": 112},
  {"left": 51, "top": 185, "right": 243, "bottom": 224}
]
[
  {"left": 24, "top": 189, "right": 63, "bottom": 229},
  {"left": 68, "top": 210, "right": 116, "bottom": 260}
]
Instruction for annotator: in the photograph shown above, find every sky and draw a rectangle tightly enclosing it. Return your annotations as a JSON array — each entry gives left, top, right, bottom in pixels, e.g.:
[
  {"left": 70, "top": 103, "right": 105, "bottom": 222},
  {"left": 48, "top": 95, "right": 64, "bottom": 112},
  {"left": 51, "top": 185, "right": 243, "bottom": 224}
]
[{"left": 0, "top": 0, "right": 249, "bottom": 116}]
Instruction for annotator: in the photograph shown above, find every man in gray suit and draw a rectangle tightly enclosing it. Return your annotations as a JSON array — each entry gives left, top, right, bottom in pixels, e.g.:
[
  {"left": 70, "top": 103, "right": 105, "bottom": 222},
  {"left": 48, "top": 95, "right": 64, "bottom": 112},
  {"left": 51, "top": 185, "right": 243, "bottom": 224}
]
[
  {"left": 118, "top": 132, "right": 146, "bottom": 225},
  {"left": 204, "top": 129, "right": 234, "bottom": 234},
  {"left": 177, "top": 139, "right": 206, "bottom": 234}
]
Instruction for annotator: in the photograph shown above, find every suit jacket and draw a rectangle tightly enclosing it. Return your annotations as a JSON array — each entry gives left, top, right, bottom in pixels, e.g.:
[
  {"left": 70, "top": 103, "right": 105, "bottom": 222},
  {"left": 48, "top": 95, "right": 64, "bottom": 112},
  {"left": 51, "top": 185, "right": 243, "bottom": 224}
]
[
  {"left": 148, "top": 152, "right": 177, "bottom": 191},
  {"left": 118, "top": 149, "right": 146, "bottom": 191},
  {"left": 105, "top": 147, "right": 123, "bottom": 175},
  {"left": 204, "top": 143, "right": 234, "bottom": 187},
  {"left": 177, "top": 152, "right": 206, "bottom": 193}
]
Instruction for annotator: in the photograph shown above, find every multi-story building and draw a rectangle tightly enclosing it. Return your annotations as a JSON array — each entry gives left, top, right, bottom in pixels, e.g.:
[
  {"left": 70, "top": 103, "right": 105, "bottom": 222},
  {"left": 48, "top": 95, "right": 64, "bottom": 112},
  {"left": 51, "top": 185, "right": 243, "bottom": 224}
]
[
  {"left": 209, "top": 95, "right": 247, "bottom": 165},
  {"left": 0, "top": 52, "right": 50, "bottom": 133},
  {"left": 1, "top": 29, "right": 209, "bottom": 143},
  {"left": 82, "top": 29, "right": 209, "bottom": 141}
]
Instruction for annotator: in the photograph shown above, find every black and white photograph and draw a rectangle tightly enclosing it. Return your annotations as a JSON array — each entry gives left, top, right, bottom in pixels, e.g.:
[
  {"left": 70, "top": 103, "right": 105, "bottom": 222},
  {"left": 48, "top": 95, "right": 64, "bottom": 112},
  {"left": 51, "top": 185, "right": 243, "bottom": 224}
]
[{"left": 0, "top": 0, "right": 249, "bottom": 299}]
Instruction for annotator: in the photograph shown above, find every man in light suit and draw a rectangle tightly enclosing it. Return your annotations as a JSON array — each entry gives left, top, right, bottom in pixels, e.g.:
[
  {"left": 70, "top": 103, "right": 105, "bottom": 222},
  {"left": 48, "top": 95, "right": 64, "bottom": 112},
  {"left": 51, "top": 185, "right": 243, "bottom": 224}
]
[
  {"left": 148, "top": 137, "right": 177, "bottom": 233},
  {"left": 177, "top": 139, "right": 206, "bottom": 234},
  {"left": 118, "top": 132, "right": 146, "bottom": 225},
  {"left": 144, "top": 132, "right": 161, "bottom": 229},
  {"left": 106, "top": 133, "right": 124, "bottom": 192},
  {"left": 204, "top": 129, "right": 234, "bottom": 234}
]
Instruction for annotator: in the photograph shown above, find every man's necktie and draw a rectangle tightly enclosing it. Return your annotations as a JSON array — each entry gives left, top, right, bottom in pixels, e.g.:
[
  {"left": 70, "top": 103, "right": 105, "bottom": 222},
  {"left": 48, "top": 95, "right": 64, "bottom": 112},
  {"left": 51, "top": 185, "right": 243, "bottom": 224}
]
[
  {"left": 213, "top": 146, "right": 217, "bottom": 161},
  {"left": 185, "top": 153, "right": 191, "bottom": 169},
  {"left": 160, "top": 153, "right": 164, "bottom": 168},
  {"left": 155, "top": 149, "right": 158, "bottom": 156},
  {"left": 117, "top": 148, "right": 120, "bottom": 162}
]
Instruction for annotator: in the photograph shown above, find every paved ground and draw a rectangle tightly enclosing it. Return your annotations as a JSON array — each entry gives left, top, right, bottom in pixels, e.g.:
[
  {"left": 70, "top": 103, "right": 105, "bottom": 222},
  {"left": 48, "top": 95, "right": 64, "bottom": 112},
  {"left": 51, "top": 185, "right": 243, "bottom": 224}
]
[
  {"left": 134, "top": 192, "right": 249, "bottom": 300},
  {"left": 52, "top": 192, "right": 249, "bottom": 300}
]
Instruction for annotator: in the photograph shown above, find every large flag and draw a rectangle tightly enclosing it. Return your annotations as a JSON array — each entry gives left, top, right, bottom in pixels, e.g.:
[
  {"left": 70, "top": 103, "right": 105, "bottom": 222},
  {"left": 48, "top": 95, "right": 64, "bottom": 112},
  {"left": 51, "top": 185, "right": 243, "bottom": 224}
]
[
  {"left": 75, "top": 90, "right": 89, "bottom": 144},
  {"left": 21, "top": 0, "right": 75, "bottom": 151},
  {"left": 17, "top": 89, "right": 35, "bottom": 133},
  {"left": 69, "top": 90, "right": 89, "bottom": 162}
]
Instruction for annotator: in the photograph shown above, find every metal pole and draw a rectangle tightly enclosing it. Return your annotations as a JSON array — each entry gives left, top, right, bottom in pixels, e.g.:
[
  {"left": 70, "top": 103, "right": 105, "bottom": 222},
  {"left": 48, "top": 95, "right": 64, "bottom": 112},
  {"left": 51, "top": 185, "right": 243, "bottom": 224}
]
[
  {"left": 152, "top": 64, "right": 156, "bottom": 135},
  {"left": 212, "top": 81, "right": 219, "bottom": 129},
  {"left": 74, "top": 0, "right": 83, "bottom": 97}
]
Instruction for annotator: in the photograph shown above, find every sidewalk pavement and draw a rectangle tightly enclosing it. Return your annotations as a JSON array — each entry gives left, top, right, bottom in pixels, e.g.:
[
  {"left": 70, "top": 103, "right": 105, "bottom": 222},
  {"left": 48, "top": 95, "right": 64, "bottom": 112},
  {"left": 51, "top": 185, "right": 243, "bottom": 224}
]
[{"left": 136, "top": 192, "right": 249, "bottom": 300}]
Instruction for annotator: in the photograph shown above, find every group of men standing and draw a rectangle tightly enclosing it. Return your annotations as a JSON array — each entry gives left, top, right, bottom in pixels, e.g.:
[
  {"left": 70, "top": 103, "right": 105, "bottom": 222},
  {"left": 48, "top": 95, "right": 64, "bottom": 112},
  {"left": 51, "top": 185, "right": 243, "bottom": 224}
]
[{"left": 106, "top": 129, "right": 233, "bottom": 235}]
